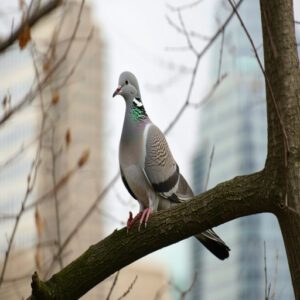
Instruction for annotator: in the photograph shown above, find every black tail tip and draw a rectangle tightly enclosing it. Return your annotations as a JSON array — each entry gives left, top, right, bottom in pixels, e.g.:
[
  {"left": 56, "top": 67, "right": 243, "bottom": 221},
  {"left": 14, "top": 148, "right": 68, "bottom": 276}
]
[
  {"left": 215, "top": 245, "right": 230, "bottom": 260},
  {"left": 196, "top": 235, "right": 231, "bottom": 260}
]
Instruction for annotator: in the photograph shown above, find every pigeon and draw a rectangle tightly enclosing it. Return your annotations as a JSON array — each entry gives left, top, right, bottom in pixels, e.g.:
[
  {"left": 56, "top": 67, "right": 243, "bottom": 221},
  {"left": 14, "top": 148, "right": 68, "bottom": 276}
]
[{"left": 113, "top": 71, "right": 230, "bottom": 260}]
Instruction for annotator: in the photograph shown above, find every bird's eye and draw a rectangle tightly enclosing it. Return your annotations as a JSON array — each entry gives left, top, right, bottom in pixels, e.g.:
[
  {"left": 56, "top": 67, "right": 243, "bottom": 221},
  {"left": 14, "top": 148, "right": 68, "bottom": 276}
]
[{"left": 125, "top": 80, "right": 129, "bottom": 85}]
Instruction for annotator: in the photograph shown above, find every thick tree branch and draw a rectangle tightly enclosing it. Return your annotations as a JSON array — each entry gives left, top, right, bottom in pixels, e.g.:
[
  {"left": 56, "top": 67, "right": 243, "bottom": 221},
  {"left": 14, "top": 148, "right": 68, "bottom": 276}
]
[
  {"left": 0, "top": 0, "right": 62, "bottom": 53},
  {"left": 28, "top": 171, "right": 271, "bottom": 299}
]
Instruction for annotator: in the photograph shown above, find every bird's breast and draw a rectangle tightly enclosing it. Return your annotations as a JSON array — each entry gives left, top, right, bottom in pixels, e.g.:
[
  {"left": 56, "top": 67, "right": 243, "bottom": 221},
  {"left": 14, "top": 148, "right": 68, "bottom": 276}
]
[{"left": 121, "top": 164, "right": 149, "bottom": 208}]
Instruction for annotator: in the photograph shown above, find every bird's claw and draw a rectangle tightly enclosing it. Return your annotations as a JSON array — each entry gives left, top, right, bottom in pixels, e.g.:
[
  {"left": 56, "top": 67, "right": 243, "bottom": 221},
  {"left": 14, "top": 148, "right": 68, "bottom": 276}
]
[
  {"left": 127, "top": 211, "right": 142, "bottom": 233},
  {"left": 138, "top": 208, "right": 152, "bottom": 231},
  {"left": 127, "top": 208, "right": 152, "bottom": 232}
]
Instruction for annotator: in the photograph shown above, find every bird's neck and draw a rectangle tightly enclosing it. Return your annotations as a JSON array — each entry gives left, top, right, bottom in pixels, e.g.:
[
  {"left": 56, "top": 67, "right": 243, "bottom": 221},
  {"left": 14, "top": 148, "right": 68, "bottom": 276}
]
[
  {"left": 128, "top": 97, "right": 148, "bottom": 122},
  {"left": 121, "top": 99, "right": 149, "bottom": 144}
]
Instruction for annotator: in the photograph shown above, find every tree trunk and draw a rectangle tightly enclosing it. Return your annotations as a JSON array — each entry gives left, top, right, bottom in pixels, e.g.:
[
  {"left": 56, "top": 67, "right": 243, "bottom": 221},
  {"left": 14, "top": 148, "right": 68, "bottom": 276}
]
[{"left": 260, "top": 0, "right": 300, "bottom": 298}]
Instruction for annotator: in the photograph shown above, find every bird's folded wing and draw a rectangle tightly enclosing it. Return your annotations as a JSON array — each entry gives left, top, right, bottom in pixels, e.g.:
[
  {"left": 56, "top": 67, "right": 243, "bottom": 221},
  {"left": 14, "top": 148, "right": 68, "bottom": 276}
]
[{"left": 143, "top": 124, "right": 180, "bottom": 201}]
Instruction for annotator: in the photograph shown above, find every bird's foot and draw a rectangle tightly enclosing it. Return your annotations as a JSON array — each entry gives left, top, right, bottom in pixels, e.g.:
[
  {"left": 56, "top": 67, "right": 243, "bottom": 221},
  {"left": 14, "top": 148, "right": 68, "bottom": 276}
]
[
  {"left": 126, "top": 211, "right": 142, "bottom": 233},
  {"left": 126, "top": 208, "right": 153, "bottom": 232},
  {"left": 138, "top": 208, "right": 152, "bottom": 231}
]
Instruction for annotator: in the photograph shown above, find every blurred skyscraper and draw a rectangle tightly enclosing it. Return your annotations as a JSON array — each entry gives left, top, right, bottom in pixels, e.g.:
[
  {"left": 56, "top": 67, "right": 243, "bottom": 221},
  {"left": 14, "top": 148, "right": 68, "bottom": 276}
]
[{"left": 191, "top": 1, "right": 294, "bottom": 299}]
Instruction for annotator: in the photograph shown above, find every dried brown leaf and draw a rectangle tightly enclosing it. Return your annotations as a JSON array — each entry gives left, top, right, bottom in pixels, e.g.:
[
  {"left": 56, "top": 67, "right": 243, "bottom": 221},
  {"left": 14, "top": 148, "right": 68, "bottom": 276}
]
[
  {"left": 18, "top": 23, "right": 31, "bottom": 49},
  {"left": 52, "top": 90, "right": 60, "bottom": 105},
  {"left": 78, "top": 149, "right": 90, "bottom": 167},
  {"left": 65, "top": 129, "right": 71, "bottom": 147},
  {"left": 35, "top": 208, "right": 44, "bottom": 236},
  {"left": 56, "top": 169, "right": 74, "bottom": 189},
  {"left": 2, "top": 95, "right": 7, "bottom": 109},
  {"left": 43, "top": 58, "right": 51, "bottom": 72}
]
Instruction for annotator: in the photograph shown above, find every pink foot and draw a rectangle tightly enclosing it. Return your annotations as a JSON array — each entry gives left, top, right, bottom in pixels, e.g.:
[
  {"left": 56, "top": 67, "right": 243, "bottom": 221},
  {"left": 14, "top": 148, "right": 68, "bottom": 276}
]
[
  {"left": 127, "top": 211, "right": 142, "bottom": 233},
  {"left": 138, "top": 208, "right": 152, "bottom": 231},
  {"left": 126, "top": 208, "right": 153, "bottom": 232}
]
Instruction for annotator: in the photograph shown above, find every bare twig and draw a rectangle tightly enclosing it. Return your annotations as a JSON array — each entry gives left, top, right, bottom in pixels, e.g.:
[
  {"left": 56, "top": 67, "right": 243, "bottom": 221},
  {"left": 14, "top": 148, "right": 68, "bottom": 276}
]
[
  {"left": 116, "top": 275, "right": 138, "bottom": 300},
  {"left": 264, "top": 241, "right": 269, "bottom": 300},
  {"left": 145, "top": 72, "right": 188, "bottom": 93},
  {"left": 217, "top": 29, "right": 225, "bottom": 81},
  {"left": 270, "top": 249, "right": 279, "bottom": 300},
  {"left": 165, "top": 46, "right": 190, "bottom": 52},
  {"left": 0, "top": 0, "right": 62, "bottom": 52},
  {"left": 167, "top": 0, "right": 203, "bottom": 12},
  {"left": 164, "top": 0, "right": 243, "bottom": 135},
  {"left": 178, "top": 10, "right": 198, "bottom": 56},
  {"left": 165, "top": 15, "right": 211, "bottom": 41},
  {"left": 50, "top": 127, "right": 64, "bottom": 270},
  {"left": 164, "top": 55, "right": 200, "bottom": 135},
  {"left": 0, "top": 213, "right": 17, "bottom": 220},
  {"left": 153, "top": 283, "right": 169, "bottom": 300},
  {"left": 204, "top": 146, "right": 215, "bottom": 191},
  {"left": 106, "top": 271, "right": 120, "bottom": 300},
  {"left": 189, "top": 73, "right": 227, "bottom": 108},
  {"left": 170, "top": 272, "right": 197, "bottom": 300}
]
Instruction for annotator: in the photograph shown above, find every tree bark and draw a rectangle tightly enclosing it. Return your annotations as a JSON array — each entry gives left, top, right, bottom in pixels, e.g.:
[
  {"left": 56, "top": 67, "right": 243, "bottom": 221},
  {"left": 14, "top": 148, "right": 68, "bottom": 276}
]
[{"left": 260, "top": 0, "right": 300, "bottom": 298}]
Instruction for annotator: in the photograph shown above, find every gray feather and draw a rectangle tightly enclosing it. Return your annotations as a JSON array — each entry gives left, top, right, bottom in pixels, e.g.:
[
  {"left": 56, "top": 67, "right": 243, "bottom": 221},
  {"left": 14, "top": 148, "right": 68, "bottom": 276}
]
[{"left": 144, "top": 124, "right": 179, "bottom": 196}]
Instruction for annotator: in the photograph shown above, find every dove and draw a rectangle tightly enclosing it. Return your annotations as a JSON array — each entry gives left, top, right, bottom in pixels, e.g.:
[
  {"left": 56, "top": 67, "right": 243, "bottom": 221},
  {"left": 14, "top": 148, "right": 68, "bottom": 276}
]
[{"left": 113, "top": 71, "right": 230, "bottom": 260}]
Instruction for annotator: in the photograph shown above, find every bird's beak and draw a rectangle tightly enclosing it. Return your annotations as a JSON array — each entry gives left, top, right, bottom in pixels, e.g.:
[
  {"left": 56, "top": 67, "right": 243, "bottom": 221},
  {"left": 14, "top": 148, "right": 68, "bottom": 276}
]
[{"left": 112, "top": 85, "right": 122, "bottom": 98}]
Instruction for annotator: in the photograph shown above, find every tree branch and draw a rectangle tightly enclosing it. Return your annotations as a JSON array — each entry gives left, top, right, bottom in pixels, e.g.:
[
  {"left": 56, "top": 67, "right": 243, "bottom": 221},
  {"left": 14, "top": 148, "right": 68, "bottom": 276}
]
[
  {"left": 0, "top": 0, "right": 62, "bottom": 53},
  {"left": 28, "top": 171, "right": 271, "bottom": 299}
]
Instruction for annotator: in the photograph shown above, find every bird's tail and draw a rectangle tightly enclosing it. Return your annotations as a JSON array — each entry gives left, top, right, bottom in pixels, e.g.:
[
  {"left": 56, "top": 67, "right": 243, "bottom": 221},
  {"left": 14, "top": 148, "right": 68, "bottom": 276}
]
[{"left": 195, "top": 229, "right": 230, "bottom": 260}]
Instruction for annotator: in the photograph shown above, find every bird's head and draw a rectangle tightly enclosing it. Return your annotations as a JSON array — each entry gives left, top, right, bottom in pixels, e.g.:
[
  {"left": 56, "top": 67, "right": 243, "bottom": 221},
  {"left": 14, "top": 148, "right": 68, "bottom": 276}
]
[{"left": 112, "top": 71, "right": 141, "bottom": 101}]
